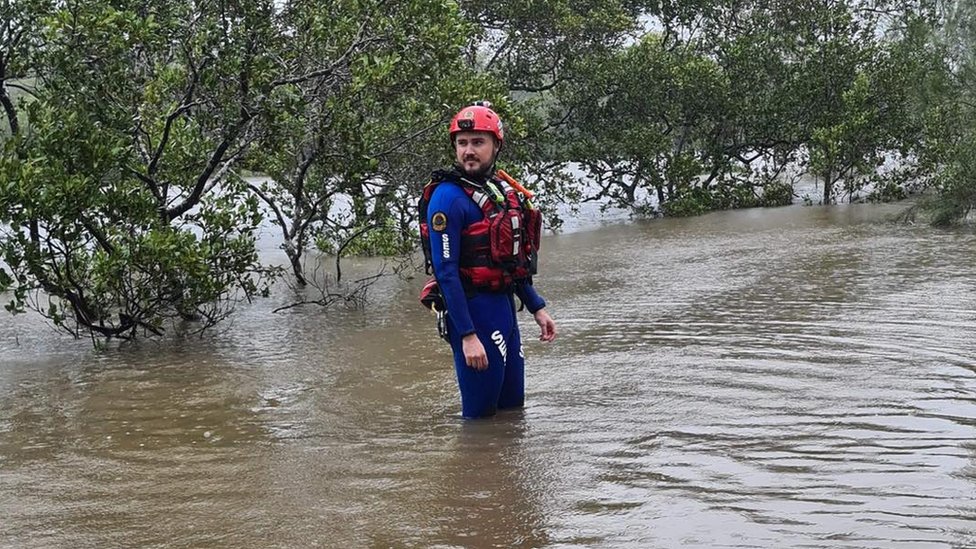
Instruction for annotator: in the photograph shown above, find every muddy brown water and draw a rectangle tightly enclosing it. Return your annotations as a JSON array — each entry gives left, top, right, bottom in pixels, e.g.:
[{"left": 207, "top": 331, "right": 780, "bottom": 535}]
[{"left": 1, "top": 203, "right": 975, "bottom": 548}]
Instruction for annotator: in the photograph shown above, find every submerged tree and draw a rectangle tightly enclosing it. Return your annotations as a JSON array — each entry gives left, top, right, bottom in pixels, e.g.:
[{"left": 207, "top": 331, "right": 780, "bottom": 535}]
[
  {"left": 456, "top": 0, "right": 643, "bottom": 224},
  {"left": 463, "top": 0, "right": 948, "bottom": 216},
  {"left": 915, "top": 0, "right": 976, "bottom": 225},
  {"left": 0, "top": 0, "right": 966, "bottom": 341},
  {"left": 246, "top": 0, "right": 499, "bottom": 286},
  {"left": 0, "top": 1, "right": 295, "bottom": 338}
]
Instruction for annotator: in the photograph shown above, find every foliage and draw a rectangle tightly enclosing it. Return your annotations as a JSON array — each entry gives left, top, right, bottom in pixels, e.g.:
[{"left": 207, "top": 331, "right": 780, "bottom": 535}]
[
  {"left": 916, "top": 102, "right": 976, "bottom": 225},
  {"left": 245, "top": 0, "right": 500, "bottom": 285},
  {"left": 557, "top": 35, "right": 732, "bottom": 213},
  {"left": 456, "top": 0, "right": 645, "bottom": 225},
  {"left": 339, "top": 220, "right": 416, "bottom": 257},
  {"left": 0, "top": 0, "right": 282, "bottom": 338},
  {"left": 2, "top": 0, "right": 972, "bottom": 340},
  {"left": 1, "top": 0, "right": 54, "bottom": 136},
  {"left": 914, "top": 0, "right": 976, "bottom": 225},
  {"left": 458, "top": 0, "right": 639, "bottom": 93},
  {"left": 473, "top": 0, "right": 949, "bottom": 215}
]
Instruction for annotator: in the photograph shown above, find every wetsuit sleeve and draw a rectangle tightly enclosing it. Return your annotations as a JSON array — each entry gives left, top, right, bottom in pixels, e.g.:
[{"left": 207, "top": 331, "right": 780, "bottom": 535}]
[
  {"left": 516, "top": 281, "right": 546, "bottom": 314},
  {"left": 428, "top": 186, "right": 476, "bottom": 337}
]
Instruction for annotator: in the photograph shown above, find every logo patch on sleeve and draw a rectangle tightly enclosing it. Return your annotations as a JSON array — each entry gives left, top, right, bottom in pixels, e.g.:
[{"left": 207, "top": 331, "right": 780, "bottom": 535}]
[{"left": 431, "top": 212, "right": 448, "bottom": 231}]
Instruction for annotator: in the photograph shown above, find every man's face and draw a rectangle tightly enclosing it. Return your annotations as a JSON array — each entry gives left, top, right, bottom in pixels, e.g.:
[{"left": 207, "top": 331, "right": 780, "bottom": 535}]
[{"left": 454, "top": 131, "right": 499, "bottom": 177}]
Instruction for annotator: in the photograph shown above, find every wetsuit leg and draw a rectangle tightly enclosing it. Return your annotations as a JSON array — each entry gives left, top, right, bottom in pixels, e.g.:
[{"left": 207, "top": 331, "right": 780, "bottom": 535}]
[
  {"left": 497, "top": 306, "right": 525, "bottom": 410},
  {"left": 448, "top": 293, "right": 516, "bottom": 418}
]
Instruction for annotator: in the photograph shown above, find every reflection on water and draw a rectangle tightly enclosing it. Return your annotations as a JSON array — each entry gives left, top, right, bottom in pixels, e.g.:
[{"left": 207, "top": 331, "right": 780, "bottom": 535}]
[{"left": 2, "top": 202, "right": 976, "bottom": 548}]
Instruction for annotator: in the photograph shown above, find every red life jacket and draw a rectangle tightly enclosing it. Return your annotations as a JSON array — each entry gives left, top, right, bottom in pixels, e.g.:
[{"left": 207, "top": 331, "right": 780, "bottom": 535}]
[{"left": 419, "top": 170, "right": 542, "bottom": 292}]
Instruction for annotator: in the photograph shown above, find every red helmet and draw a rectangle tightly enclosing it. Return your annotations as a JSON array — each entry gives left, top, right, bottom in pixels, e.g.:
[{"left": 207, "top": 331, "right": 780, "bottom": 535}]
[{"left": 449, "top": 102, "right": 504, "bottom": 144}]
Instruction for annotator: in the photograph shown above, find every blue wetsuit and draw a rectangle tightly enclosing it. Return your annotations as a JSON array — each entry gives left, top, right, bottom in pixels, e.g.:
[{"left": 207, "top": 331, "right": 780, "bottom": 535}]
[{"left": 426, "top": 177, "right": 546, "bottom": 418}]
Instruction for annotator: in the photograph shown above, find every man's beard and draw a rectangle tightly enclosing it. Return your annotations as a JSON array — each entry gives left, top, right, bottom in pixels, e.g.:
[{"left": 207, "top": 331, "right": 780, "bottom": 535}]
[{"left": 457, "top": 158, "right": 494, "bottom": 181}]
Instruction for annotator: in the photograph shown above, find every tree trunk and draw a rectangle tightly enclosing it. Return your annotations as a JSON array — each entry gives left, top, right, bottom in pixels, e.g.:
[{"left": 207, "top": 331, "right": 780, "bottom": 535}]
[
  {"left": 822, "top": 170, "right": 833, "bottom": 204},
  {"left": 0, "top": 84, "right": 19, "bottom": 136},
  {"left": 285, "top": 247, "right": 307, "bottom": 286}
]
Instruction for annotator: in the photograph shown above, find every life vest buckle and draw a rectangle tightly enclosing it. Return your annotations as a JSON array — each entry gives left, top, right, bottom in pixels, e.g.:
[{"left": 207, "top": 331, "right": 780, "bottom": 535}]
[{"left": 435, "top": 309, "right": 449, "bottom": 343}]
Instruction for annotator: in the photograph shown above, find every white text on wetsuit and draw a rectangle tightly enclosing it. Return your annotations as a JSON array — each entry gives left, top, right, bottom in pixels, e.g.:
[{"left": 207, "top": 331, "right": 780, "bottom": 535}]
[{"left": 491, "top": 330, "right": 507, "bottom": 365}]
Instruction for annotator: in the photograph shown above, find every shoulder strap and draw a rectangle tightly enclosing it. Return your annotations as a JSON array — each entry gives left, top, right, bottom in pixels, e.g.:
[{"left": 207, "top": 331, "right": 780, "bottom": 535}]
[{"left": 466, "top": 176, "right": 510, "bottom": 215}]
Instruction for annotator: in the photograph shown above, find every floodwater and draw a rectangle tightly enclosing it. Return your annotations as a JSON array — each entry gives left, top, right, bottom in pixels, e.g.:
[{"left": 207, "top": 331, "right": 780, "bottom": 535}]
[{"left": 1, "top": 202, "right": 975, "bottom": 548}]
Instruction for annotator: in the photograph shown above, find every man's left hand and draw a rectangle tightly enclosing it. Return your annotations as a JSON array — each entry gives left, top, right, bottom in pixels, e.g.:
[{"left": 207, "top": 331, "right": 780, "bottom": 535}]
[{"left": 533, "top": 309, "right": 556, "bottom": 342}]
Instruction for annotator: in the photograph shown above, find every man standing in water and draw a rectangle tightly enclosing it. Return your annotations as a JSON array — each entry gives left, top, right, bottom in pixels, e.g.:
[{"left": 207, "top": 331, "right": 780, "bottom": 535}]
[{"left": 419, "top": 102, "right": 557, "bottom": 418}]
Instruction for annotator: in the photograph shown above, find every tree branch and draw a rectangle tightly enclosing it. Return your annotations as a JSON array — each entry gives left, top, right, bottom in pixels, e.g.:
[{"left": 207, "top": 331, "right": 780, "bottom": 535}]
[
  {"left": 4, "top": 81, "right": 37, "bottom": 97},
  {"left": 127, "top": 167, "right": 161, "bottom": 201},
  {"left": 0, "top": 84, "right": 18, "bottom": 136},
  {"left": 80, "top": 216, "right": 115, "bottom": 254},
  {"left": 202, "top": 140, "right": 252, "bottom": 196},
  {"left": 247, "top": 180, "right": 291, "bottom": 242},
  {"left": 149, "top": 100, "right": 200, "bottom": 176},
  {"left": 270, "top": 16, "right": 380, "bottom": 89},
  {"left": 166, "top": 119, "right": 246, "bottom": 221},
  {"left": 484, "top": 33, "right": 515, "bottom": 72},
  {"left": 371, "top": 119, "right": 440, "bottom": 159},
  {"left": 298, "top": 188, "right": 339, "bottom": 235}
]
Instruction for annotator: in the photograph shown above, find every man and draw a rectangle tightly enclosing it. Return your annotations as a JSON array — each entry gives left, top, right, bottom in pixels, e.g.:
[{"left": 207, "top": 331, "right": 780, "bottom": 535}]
[{"left": 419, "top": 102, "right": 556, "bottom": 419}]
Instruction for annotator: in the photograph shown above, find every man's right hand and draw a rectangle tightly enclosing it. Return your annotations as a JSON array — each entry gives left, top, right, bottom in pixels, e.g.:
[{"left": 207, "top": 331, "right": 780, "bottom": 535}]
[{"left": 462, "top": 333, "right": 489, "bottom": 370}]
